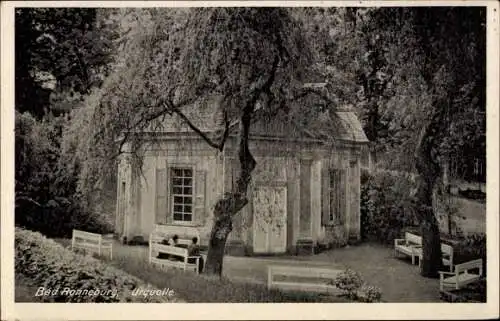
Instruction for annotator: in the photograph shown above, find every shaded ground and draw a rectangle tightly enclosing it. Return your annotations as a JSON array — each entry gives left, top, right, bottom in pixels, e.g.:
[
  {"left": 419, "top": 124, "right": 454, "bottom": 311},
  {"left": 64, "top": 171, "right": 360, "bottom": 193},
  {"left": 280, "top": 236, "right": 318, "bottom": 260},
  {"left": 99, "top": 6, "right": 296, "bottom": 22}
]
[
  {"left": 227, "top": 243, "right": 441, "bottom": 302},
  {"left": 76, "top": 240, "right": 441, "bottom": 303}
]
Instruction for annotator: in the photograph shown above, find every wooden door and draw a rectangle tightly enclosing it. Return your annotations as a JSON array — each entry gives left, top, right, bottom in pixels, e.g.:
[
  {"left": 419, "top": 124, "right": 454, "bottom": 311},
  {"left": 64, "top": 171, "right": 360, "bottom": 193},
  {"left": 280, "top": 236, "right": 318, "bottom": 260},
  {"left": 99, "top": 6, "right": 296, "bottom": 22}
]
[{"left": 252, "top": 185, "right": 287, "bottom": 254}]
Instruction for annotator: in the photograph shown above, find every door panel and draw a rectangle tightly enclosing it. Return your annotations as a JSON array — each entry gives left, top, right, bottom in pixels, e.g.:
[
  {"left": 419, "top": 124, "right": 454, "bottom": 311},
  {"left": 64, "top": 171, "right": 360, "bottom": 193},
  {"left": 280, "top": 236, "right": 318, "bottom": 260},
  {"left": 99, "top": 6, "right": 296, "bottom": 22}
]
[{"left": 253, "top": 185, "right": 287, "bottom": 253}]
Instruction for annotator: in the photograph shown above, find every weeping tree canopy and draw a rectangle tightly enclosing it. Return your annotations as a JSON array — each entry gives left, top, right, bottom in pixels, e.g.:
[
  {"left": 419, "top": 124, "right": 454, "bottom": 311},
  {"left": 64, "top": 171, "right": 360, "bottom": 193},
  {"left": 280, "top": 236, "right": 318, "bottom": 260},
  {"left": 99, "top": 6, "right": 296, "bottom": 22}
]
[{"left": 63, "top": 7, "right": 320, "bottom": 210}]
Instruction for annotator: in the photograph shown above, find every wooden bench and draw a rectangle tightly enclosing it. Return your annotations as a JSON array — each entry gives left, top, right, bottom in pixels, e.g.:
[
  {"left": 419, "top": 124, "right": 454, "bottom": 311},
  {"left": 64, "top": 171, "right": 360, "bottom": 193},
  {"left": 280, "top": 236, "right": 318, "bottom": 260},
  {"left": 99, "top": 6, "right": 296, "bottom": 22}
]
[
  {"left": 439, "top": 259, "right": 483, "bottom": 291},
  {"left": 149, "top": 243, "right": 202, "bottom": 273},
  {"left": 71, "top": 229, "right": 113, "bottom": 259},
  {"left": 394, "top": 232, "right": 422, "bottom": 265},
  {"left": 267, "top": 265, "right": 342, "bottom": 295},
  {"left": 417, "top": 243, "right": 454, "bottom": 271},
  {"left": 149, "top": 224, "right": 204, "bottom": 273}
]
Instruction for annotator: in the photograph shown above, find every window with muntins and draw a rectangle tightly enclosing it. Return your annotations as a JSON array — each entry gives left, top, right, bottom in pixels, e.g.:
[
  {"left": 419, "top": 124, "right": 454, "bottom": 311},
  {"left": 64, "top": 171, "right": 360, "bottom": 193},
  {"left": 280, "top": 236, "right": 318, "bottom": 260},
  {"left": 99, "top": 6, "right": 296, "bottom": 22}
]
[{"left": 171, "top": 168, "right": 193, "bottom": 222}]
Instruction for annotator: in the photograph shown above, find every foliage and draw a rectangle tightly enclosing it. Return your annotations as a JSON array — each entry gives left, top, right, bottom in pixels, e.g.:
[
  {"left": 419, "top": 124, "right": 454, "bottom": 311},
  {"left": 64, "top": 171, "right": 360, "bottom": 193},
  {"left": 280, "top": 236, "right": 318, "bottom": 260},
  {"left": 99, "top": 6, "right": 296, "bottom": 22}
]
[
  {"left": 303, "top": 7, "right": 486, "bottom": 177},
  {"left": 329, "top": 268, "right": 382, "bottom": 302},
  {"left": 360, "top": 169, "right": 418, "bottom": 243},
  {"left": 453, "top": 233, "right": 487, "bottom": 276},
  {"left": 15, "top": 274, "right": 44, "bottom": 302},
  {"left": 15, "top": 8, "right": 120, "bottom": 236},
  {"left": 442, "top": 279, "right": 486, "bottom": 303},
  {"left": 15, "top": 228, "right": 178, "bottom": 302},
  {"left": 15, "top": 8, "right": 119, "bottom": 118},
  {"left": 331, "top": 269, "right": 363, "bottom": 296},
  {"left": 434, "top": 190, "right": 464, "bottom": 236},
  {"left": 15, "top": 111, "right": 113, "bottom": 237},
  {"left": 355, "top": 284, "right": 383, "bottom": 303},
  {"left": 458, "top": 189, "right": 486, "bottom": 202},
  {"left": 292, "top": 8, "right": 361, "bottom": 106},
  {"left": 62, "top": 8, "right": 315, "bottom": 206}
]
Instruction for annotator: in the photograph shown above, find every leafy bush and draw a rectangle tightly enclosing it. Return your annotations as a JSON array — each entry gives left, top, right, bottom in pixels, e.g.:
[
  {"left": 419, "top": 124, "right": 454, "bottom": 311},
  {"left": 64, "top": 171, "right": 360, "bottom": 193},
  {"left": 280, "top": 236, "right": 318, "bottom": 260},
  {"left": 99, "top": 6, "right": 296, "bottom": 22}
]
[
  {"left": 360, "top": 169, "right": 418, "bottom": 243},
  {"left": 15, "top": 111, "right": 113, "bottom": 237},
  {"left": 16, "top": 199, "right": 114, "bottom": 238},
  {"left": 355, "top": 284, "right": 383, "bottom": 303},
  {"left": 458, "top": 189, "right": 486, "bottom": 202},
  {"left": 454, "top": 233, "right": 487, "bottom": 276},
  {"left": 331, "top": 269, "right": 363, "bottom": 297},
  {"left": 434, "top": 191, "right": 465, "bottom": 237},
  {"left": 329, "top": 268, "right": 382, "bottom": 302},
  {"left": 15, "top": 228, "right": 179, "bottom": 302}
]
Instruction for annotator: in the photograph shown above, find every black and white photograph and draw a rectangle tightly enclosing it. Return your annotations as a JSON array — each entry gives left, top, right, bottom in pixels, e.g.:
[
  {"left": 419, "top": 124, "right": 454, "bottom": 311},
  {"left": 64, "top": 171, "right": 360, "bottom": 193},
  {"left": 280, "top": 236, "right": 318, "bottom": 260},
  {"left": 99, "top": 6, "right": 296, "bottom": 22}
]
[{"left": 1, "top": 0, "right": 499, "bottom": 319}]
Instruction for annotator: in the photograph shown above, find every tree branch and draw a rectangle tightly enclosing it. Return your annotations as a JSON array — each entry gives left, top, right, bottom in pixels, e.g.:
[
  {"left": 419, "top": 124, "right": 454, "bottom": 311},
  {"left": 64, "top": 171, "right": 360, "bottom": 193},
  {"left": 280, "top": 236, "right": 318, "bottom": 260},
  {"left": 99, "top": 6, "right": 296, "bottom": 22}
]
[
  {"left": 217, "top": 111, "right": 231, "bottom": 152},
  {"left": 15, "top": 195, "right": 42, "bottom": 207},
  {"left": 169, "top": 104, "right": 221, "bottom": 150},
  {"left": 291, "top": 85, "right": 335, "bottom": 106},
  {"left": 110, "top": 105, "right": 172, "bottom": 160}
]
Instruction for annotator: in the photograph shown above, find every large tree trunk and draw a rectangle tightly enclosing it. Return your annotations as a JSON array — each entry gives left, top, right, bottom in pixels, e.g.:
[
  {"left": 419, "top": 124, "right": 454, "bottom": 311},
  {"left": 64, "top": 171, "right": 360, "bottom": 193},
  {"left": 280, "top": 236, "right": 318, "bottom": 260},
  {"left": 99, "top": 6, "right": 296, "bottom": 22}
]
[
  {"left": 203, "top": 41, "right": 282, "bottom": 276},
  {"left": 205, "top": 215, "right": 233, "bottom": 275},
  {"left": 414, "top": 106, "right": 446, "bottom": 278},
  {"left": 204, "top": 102, "right": 256, "bottom": 276},
  {"left": 414, "top": 177, "right": 443, "bottom": 278}
]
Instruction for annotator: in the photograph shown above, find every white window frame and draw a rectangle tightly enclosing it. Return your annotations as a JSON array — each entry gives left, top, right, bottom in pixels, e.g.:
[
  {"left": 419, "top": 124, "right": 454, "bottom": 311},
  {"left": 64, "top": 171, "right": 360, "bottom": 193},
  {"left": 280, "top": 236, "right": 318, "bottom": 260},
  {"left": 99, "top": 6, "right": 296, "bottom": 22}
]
[{"left": 170, "top": 166, "right": 195, "bottom": 223}]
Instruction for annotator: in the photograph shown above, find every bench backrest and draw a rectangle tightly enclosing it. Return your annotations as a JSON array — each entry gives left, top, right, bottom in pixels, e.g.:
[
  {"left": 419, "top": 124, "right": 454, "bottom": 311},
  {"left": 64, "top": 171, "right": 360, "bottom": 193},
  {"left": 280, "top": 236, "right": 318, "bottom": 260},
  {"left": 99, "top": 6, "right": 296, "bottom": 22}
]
[
  {"left": 455, "top": 259, "right": 483, "bottom": 274},
  {"left": 149, "top": 232, "right": 193, "bottom": 246},
  {"left": 405, "top": 232, "right": 422, "bottom": 245},
  {"left": 268, "top": 265, "right": 341, "bottom": 280},
  {"left": 441, "top": 243, "right": 453, "bottom": 257},
  {"left": 151, "top": 224, "right": 201, "bottom": 245},
  {"left": 151, "top": 243, "right": 190, "bottom": 257},
  {"left": 73, "top": 229, "right": 102, "bottom": 242}
]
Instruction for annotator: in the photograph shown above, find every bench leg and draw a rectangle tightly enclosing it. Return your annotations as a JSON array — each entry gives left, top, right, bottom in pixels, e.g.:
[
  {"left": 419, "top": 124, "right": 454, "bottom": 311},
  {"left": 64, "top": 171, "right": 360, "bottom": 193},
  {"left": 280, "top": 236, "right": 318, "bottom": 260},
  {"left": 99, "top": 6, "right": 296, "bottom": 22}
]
[{"left": 411, "top": 255, "right": 415, "bottom": 265}]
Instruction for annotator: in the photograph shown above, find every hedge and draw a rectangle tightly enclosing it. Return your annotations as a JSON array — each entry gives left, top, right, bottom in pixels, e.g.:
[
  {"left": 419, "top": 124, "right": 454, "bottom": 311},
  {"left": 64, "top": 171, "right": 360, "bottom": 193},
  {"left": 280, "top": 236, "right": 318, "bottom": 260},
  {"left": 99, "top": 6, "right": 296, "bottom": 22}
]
[
  {"left": 15, "top": 228, "right": 182, "bottom": 303},
  {"left": 449, "top": 233, "right": 487, "bottom": 276},
  {"left": 360, "top": 169, "right": 418, "bottom": 243},
  {"left": 15, "top": 199, "right": 115, "bottom": 239}
]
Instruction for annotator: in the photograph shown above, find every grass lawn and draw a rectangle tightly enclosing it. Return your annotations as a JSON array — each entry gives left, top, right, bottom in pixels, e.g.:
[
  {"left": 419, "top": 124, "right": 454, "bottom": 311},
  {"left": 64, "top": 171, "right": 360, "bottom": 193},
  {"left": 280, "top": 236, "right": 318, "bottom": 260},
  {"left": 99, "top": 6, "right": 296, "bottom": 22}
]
[
  {"left": 260, "top": 243, "right": 442, "bottom": 302},
  {"left": 106, "top": 255, "right": 348, "bottom": 303},
  {"left": 53, "top": 238, "right": 448, "bottom": 302},
  {"left": 437, "top": 196, "right": 486, "bottom": 236},
  {"left": 302, "top": 243, "right": 442, "bottom": 302},
  {"left": 53, "top": 238, "right": 349, "bottom": 303}
]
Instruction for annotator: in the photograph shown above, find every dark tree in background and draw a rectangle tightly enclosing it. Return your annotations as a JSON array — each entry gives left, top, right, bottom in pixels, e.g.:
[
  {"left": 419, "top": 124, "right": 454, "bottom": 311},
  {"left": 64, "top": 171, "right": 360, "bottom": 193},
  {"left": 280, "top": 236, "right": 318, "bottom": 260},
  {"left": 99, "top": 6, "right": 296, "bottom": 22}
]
[
  {"left": 410, "top": 7, "right": 486, "bottom": 277},
  {"left": 15, "top": 8, "right": 117, "bottom": 118},
  {"left": 15, "top": 8, "right": 119, "bottom": 236},
  {"left": 302, "top": 7, "right": 486, "bottom": 277}
]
